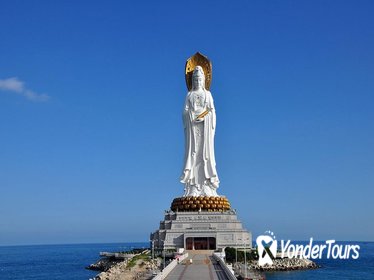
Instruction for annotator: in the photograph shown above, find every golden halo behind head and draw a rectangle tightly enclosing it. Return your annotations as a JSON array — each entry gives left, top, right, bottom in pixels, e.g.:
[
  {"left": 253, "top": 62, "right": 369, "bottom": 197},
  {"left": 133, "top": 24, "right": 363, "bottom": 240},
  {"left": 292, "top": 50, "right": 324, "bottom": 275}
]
[{"left": 185, "top": 52, "right": 212, "bottom": 91}]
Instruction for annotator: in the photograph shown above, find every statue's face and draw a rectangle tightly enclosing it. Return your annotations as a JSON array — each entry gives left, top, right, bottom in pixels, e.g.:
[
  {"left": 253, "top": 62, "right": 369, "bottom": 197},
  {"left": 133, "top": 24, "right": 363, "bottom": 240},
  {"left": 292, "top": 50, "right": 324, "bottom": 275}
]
[{"left": 193, "top": 76, "right": 204, "bottom": 90}]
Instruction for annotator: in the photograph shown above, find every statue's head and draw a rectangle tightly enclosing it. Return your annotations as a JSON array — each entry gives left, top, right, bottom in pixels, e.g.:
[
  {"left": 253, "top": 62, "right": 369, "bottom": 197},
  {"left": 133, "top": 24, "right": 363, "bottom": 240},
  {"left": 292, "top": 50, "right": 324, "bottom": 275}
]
[{"left": 192, "top": 66, "right": 205, "bottom": 90}]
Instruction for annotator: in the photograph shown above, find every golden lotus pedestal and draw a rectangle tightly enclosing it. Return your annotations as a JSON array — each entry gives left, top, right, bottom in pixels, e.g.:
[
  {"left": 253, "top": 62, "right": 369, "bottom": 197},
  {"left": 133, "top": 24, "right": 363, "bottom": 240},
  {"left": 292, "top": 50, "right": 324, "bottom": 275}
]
[{"left": 170, "top": 196, "right": 231, "bottom": 212}]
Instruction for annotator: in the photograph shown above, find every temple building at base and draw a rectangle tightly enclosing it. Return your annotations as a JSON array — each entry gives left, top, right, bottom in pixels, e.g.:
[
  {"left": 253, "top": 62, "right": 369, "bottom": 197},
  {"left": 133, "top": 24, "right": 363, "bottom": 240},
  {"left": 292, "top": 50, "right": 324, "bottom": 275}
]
[{"left": 151, "top": 207, "right": 251, "bottom": 251}]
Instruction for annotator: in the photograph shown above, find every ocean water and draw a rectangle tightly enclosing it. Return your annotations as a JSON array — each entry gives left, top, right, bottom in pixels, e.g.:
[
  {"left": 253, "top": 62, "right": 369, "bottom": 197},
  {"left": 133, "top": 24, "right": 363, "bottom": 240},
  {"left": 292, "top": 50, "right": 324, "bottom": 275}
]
[
  {"left": 0, "top": 242, "right": 148, "bottom": 280},
  {"left": 0, "top": 242, "right": 373, "bottom": 279}
]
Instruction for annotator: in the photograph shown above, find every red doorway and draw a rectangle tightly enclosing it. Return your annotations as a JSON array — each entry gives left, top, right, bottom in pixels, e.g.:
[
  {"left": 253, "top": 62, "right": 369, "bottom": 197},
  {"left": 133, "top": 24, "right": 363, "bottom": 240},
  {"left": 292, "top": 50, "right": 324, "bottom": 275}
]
[{"left": 185, "top": 237, "right": 216, "bottom": 250}]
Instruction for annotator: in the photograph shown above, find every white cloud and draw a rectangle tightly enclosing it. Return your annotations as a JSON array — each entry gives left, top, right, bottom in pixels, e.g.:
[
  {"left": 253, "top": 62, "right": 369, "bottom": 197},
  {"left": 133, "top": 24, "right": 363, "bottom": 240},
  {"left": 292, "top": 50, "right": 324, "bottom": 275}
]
[
  {"left": 0, "top": 77, "right": 50, "bottom": 102},
  {"left": 24, "top": 90, "right": 50, "bottom": 102},
  {"left": 0, "top": 77, "right": 24, "bottom": 92}
]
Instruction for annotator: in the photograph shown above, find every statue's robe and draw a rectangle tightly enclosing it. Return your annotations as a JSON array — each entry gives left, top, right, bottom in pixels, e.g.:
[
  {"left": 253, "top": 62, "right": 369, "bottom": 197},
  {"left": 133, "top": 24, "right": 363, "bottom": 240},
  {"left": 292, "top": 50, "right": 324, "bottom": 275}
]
[{"left": 180, "top": 89, "right": 219, "bottom": 196}]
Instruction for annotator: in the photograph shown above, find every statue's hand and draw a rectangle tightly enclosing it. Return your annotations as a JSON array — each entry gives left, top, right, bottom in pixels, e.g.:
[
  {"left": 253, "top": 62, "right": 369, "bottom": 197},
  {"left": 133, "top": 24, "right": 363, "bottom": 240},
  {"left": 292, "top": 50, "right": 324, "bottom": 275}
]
[{"left": 195, "top": 118, "right": 204, "bottom": 123}]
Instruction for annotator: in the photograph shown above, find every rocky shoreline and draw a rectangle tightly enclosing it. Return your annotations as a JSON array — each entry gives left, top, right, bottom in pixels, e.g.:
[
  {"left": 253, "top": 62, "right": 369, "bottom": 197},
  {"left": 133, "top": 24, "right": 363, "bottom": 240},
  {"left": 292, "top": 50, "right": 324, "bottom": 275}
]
[
  {"left": 93, "top": 258, "right": 159, "bottom": 280},
  {"left": 87, "top": 258, "right": 122, "bottom": 272},
  {"left": 248, "top": 258, "right": 319, "bottom": 271},
  {"left": 87, "top": 250, "right": 161, "bottom": 280}
]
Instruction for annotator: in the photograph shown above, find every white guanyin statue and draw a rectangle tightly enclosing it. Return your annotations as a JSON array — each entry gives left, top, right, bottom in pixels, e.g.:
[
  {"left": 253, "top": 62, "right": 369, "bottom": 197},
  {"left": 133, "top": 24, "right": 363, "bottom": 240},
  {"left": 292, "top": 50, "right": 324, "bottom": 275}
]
[{"left": 180, "top": 65, "right": 220, "bottom": 197}]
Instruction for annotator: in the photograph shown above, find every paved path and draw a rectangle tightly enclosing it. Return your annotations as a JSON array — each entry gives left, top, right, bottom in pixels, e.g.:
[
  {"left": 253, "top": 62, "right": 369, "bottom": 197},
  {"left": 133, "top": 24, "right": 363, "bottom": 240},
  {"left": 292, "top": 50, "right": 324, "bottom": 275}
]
[{"left": 165, "top": 250, "right": 229, "bottom": 280}]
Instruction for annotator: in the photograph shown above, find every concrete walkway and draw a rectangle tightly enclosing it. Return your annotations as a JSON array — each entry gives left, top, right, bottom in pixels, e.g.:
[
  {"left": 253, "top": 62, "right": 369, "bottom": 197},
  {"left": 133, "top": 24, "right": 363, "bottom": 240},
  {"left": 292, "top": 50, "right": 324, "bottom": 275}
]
[{"left": 165, "top": 250, "right": 229, "bottom": 280}]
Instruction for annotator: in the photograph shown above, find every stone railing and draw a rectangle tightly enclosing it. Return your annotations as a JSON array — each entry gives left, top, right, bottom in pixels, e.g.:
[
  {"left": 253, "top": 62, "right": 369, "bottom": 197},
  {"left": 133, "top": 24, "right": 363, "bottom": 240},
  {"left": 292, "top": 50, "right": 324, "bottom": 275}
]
[
  {"left": 212, "top": 253, "right": 237, "bottom": 280},
  {"left": 152, "top": 253, "right": 188, "bottom": 280}
]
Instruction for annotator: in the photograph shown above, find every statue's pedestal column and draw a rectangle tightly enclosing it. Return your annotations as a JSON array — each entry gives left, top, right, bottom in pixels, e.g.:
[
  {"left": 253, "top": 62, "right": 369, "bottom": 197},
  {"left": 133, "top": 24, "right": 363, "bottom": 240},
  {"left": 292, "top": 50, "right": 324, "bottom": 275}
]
[{"left": 150, "top": 204, "right": 251, "bottom": 251}]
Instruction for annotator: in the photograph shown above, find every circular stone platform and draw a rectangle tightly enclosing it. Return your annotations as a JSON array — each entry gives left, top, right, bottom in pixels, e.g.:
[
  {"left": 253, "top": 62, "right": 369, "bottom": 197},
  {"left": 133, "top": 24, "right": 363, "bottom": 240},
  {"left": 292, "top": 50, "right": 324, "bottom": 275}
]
[{"left": 170, "top": 196, "right": 231, "bottom": 212}]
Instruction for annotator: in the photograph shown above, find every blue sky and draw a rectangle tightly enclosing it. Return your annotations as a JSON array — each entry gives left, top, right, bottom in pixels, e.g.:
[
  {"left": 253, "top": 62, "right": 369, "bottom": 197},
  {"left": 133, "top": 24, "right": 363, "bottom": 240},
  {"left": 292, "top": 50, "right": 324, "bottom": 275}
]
[{"left": 0, "top": 0, "right": 373, "bottom": 245}]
